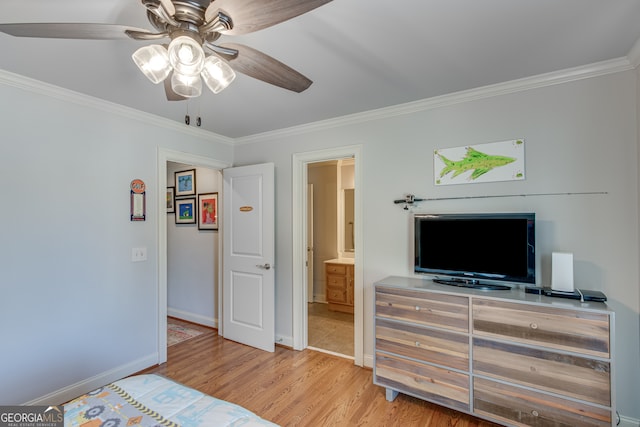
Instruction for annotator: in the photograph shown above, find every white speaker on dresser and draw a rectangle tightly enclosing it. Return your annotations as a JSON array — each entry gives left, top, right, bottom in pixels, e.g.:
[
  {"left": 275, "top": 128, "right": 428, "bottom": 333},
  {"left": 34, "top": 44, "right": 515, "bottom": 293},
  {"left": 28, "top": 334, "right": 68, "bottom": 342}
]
[{"left": 551, "top": 252, "right": 574, "bottom": 292}]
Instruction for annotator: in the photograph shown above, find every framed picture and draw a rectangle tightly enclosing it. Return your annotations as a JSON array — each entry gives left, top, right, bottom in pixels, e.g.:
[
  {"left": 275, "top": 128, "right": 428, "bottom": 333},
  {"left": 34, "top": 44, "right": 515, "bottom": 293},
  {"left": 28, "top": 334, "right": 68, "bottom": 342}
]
[
  {"left": 166, "top": 187, "right": 175, "bottom": 213},
  {"left": 130, "top": 191, "right": 146, "bottom": 221},
  {"left": 175, "top": 198, "right": 196, "bottom": 224},
  {"left": 198, "top": 193, "right": 218, "bottom": 230},
  {"left": 175, "top": 169, "right": 196, "bottom": 197}
]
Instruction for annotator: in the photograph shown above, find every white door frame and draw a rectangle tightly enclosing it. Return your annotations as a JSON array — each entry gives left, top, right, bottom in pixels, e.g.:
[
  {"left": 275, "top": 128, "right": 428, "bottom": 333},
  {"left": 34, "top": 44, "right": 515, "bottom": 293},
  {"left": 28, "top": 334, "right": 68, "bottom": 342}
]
[
  {"left": 157, "top": 148, "right": 230, "bottom": 364},
  {"left": 292, "top": 145, "right": 363, "bottom": 366}
]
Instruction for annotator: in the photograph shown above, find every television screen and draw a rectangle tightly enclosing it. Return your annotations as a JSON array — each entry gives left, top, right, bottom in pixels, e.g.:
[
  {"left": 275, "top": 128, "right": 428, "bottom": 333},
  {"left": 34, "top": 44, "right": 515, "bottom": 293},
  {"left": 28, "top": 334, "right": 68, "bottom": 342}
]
[{"left": 414, "top": 213, "right": 535, "bottom": 289}]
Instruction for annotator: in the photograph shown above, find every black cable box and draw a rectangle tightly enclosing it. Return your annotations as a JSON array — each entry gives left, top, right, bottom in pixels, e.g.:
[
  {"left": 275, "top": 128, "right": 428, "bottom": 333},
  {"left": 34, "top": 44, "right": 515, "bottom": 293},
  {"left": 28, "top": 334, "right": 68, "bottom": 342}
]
[{"left": 539, "top": 288, "right": 607, "bottom": 302}]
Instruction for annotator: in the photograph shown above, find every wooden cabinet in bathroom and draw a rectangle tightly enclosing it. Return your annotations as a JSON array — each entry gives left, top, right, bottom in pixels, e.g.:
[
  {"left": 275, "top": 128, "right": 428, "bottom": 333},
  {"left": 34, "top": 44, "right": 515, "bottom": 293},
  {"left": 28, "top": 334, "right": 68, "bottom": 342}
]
[{"left": 324, "top": 260, "right": 354, "bottom": 313}]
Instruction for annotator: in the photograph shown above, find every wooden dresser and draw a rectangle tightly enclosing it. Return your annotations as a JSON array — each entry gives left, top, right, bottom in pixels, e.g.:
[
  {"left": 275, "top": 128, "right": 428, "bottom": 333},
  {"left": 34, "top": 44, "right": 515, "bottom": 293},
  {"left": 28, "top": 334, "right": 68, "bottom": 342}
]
[
  {"left": 324, "top": 259, "right": 354, "bottom": 313},
  {"left": 374, "top": 276, "right": 615, "bottom": 427}
]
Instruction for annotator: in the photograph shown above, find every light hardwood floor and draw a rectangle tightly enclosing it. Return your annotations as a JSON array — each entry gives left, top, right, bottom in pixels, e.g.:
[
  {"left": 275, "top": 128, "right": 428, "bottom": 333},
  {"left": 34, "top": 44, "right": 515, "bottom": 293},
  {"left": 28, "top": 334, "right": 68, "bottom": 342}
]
[{"left": 139, "top": 324, "right": 499, "bottom": 427}]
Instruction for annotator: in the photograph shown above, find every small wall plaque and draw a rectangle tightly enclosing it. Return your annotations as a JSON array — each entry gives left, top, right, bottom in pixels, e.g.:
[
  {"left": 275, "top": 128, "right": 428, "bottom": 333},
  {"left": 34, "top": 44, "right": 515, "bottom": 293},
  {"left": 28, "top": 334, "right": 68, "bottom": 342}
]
[{"left": 130, "top": 179, "right": 146, "bottom": 221}]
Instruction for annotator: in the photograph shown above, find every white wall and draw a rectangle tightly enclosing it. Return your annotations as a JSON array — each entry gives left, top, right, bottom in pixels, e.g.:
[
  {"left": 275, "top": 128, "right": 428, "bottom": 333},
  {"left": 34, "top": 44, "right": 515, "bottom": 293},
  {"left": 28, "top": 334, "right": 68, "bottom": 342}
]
[
  {"left": 0, "top": 72, "right": 233, "bottom": 405},
  {"left": 167, "top": 162, "right": 220, "bottom": 327},
  {"left": 234, "top": 70, "right": 640, "bottom": 420}
]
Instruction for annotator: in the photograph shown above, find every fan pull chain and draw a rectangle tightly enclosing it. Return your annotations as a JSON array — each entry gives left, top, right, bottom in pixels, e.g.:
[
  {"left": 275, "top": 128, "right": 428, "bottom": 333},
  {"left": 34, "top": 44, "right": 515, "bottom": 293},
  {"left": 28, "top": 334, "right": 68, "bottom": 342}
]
[{"left": 184, "top": 99, "right": 202, "bottom": 127}]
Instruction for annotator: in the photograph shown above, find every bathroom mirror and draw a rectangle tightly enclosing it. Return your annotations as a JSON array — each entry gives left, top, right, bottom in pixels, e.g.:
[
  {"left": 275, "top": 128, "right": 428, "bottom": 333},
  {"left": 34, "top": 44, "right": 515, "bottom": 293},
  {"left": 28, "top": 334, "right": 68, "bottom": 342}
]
[{"left": 343, "top": 188, "right": 354, "bottom": 252}]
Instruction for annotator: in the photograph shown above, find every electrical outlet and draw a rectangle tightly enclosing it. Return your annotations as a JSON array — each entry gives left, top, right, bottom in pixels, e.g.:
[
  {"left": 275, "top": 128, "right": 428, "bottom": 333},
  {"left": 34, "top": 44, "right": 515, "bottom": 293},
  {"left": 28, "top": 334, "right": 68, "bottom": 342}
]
[{"left": 131, "top": 247, "right": 147, "bottom": 262}]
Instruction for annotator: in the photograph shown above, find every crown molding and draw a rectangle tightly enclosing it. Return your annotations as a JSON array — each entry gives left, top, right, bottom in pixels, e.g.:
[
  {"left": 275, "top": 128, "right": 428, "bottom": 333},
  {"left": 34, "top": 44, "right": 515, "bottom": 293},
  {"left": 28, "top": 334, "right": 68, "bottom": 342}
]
[
  {"left": 235, "top": 56, "right": 635, "bottom": 145},
  {"left": 3, "top": 50, "right": 636, "bottom": 148},
  {"left": 627, "top": 37, "right": 640, "bottom": 69},
  {"left": 0, "top": 69, "right": 234, "bottom": 146}
]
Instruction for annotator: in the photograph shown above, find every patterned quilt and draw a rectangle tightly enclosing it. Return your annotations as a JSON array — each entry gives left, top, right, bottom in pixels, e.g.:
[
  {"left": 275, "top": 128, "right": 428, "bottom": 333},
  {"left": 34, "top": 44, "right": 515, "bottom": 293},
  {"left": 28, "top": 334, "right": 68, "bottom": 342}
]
[{"left": 64, "top": 374, "right": 279, "bottom": 427}]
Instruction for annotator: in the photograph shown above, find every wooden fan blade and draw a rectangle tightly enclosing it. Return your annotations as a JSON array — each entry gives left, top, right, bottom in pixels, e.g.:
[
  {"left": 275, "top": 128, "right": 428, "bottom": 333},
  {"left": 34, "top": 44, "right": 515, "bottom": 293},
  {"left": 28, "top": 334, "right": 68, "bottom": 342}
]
[
  {"left": 218, "top": 43, "right": 312, "bottom": 92},
  {"left": 205, "top": 0, "right": 332, "bottom": 35},
  {"left": 0, "top": 23, "right": 155, "bottom": 40},
  {"left": 164, "top": 72, "right": 187, "bottom": 101}
]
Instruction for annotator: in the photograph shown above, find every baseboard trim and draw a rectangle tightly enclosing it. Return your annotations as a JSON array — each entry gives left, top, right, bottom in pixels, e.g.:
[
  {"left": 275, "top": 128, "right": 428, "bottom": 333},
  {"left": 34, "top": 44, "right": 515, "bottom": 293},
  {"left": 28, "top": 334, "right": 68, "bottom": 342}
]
[
  {"left": 620, "top": 414, "right": 640, "bottom": 427},
  {"left": 168, "top": 307, "right": 217, "bottom": 328},
  {"left": 276, "top": 334, "right": 293, "bottom": 348},
  {"left": 24, "top": 353, "right": 158, "bottom": 405}
]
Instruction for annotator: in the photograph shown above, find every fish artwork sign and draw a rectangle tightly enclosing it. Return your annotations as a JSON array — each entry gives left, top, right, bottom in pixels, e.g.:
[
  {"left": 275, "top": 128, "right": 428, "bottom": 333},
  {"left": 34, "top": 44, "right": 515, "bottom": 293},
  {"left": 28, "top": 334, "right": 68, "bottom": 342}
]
[{"left": 434, "top": 139, "right": 525, "bottom": 185}]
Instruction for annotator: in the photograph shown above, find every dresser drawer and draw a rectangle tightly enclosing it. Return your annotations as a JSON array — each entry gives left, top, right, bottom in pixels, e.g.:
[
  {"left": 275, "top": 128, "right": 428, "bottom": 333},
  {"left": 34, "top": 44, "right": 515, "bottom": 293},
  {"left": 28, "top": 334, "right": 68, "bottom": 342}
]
[
  {"left": 473, "top": 299, "right": 610, "bottom": 358},
  {"left": 326, "top": 263, "right": 347, "bottom": 275},
  {"left": 474, "top": 377, "right": 611, "bottom": 427},
  {"left": 376, "top": 287, "right": 469, "bottom": 332},
  {"left": 376, "top": 318, "right": 469, "bottom": 371},
  {"left": 473, "top": 338, "right": 610, "bottom": 406},
  {"left": 375, "top": 352, "right": 469, "bottom": 412}
]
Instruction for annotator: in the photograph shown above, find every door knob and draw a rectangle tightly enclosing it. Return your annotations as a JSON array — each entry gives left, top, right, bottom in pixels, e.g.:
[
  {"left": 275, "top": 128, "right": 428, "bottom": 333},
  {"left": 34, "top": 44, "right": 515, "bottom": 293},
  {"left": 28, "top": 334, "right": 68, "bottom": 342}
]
[{"left": 256, "top": 263, "right": 271, "bottom": 270}]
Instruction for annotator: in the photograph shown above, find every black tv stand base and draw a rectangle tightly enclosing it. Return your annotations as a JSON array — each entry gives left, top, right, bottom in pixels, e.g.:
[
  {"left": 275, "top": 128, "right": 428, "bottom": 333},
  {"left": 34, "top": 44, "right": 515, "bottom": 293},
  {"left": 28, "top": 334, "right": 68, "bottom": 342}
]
[{"left": 432, "top": 278, "right": 511, "bottom": 291}]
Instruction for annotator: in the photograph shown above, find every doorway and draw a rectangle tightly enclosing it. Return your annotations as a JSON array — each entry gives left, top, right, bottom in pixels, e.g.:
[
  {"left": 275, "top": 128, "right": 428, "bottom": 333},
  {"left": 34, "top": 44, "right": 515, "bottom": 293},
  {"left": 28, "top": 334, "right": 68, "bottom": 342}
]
[
  {"left": 307, "top": 160, "right": 354, "bottom": 357},
  {"left": 157, "top": 149, "right": 230, "bottom": 364},
  {"left": 291, "top": 145, "right": 363, "bottom": 366},
  {"left": 166, "top": 161, "right": 221, "bottom": 332}
]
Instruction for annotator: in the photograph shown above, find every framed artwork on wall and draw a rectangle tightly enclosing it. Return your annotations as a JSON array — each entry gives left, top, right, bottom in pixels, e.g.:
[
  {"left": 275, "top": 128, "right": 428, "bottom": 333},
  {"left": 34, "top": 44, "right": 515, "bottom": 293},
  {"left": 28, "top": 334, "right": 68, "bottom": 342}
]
[
  {"left": 175, "top": 198, "right": 196, "bottom": 224},
  {"left": 166, "top": 187, "right": 175, "bottom": 213},
  {"left": 434, "top": 139, "right": 525, "bottom": 186},
  {"left": 175, "top": 169, "right": 196, "bottom": 197},
  {"left": 198, "top": 193, "right": 218, "bottom": 230}
]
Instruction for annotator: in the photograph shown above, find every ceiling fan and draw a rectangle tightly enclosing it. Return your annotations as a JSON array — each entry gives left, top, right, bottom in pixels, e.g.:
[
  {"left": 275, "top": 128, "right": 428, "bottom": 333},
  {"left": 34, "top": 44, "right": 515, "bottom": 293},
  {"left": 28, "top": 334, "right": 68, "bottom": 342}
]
[{"left": 0, "top": 0, "right": 333, "bottom": 100}]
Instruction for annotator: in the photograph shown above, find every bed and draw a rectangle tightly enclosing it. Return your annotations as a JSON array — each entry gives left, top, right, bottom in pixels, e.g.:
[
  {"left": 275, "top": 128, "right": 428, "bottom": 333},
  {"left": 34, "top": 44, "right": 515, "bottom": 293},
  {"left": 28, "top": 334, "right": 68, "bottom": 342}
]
[{"left": 64, "top": 374, "right": 278, "bottom": 427}]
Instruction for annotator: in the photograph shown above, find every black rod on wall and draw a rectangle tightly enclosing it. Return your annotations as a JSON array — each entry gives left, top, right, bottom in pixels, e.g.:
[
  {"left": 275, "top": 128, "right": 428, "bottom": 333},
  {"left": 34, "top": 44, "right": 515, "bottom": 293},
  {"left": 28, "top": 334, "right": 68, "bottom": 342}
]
[{"left": 393, "top": 191, "right": 608, "bottom": 210}]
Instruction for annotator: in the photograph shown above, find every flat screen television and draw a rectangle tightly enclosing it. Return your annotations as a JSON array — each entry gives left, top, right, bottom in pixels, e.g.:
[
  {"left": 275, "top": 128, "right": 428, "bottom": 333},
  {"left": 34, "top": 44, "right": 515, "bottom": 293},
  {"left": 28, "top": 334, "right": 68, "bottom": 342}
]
[{"left": 414, "top": 212, "right": 535, "bottom": 290}]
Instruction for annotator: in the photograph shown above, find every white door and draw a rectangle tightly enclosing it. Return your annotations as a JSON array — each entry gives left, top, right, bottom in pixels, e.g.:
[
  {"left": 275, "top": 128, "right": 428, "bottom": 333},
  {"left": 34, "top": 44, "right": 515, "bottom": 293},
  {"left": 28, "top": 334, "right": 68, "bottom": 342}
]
[{"left": 222, "top": 163, "right": 275, "bottom": 352}]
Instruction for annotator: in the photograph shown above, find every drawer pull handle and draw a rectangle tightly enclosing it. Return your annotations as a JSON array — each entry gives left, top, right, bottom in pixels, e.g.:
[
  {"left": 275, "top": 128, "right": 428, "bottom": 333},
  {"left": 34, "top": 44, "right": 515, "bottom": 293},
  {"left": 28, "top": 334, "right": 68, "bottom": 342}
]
[
  {"left": 530, "top": 323, "right": 538, "bottom": 330},
  {"left": 531, "top": 410, "right": 539, "bottom": 417}
]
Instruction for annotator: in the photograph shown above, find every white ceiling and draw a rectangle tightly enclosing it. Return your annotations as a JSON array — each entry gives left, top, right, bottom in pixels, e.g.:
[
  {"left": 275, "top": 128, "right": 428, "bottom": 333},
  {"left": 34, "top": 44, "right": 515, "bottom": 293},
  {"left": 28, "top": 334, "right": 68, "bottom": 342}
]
[{"left": 1, "top": 0, "right": 640, "bottom": 138}]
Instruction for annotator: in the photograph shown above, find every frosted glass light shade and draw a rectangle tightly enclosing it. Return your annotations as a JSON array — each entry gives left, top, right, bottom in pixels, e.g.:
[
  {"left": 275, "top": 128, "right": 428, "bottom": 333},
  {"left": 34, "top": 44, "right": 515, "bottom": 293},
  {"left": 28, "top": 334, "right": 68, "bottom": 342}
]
[
  {"left": 132, "top": 45, "right": 171, "bottom": 84},
  {"left": 171, "top": 72, "right": 202, "bottom": 98},
  {"left": 201, "top": 56, "right": 236, "bottom": 94},
  {"left": 168, "top": 36, "right": 205, "bottom": 76}
]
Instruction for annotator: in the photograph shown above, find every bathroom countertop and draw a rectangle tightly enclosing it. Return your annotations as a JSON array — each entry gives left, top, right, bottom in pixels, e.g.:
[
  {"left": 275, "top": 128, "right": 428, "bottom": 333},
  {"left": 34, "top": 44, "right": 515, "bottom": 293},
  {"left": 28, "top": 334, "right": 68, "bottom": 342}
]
[{"left": 324, "top": 258, "right": 355, "bottom": 264}]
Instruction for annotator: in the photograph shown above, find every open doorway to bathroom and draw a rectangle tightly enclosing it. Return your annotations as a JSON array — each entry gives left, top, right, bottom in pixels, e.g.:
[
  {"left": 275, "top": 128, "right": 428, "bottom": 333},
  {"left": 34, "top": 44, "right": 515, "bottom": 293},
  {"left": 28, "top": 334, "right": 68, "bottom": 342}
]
[{"left": 306, "top": 159, "right": 354, "bottom": 358}]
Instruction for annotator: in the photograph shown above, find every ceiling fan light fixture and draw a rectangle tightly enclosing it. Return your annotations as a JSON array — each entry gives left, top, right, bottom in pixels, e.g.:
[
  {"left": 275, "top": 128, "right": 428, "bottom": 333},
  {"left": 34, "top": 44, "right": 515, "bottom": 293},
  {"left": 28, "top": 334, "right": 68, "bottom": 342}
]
[
  {"left": 201, "top": 56, "right": 236, "bottom": 94},
  {"left": 168, "top": 35, "right": 205, "bottom": 76},
  {"left": 132, "top": 44, "right": 171, "bottom": 84},
  {"left": 171, "top": 71, "right": 202, "bottom": 98}
]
